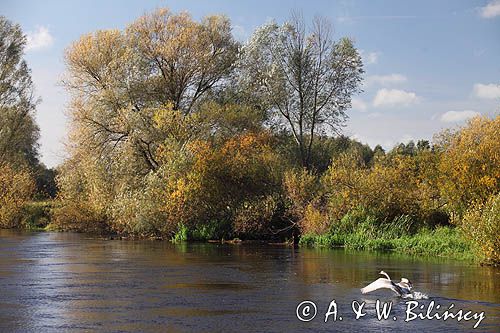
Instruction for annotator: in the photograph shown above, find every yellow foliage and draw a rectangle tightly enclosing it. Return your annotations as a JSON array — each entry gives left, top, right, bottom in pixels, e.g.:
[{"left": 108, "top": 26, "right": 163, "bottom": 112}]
[
  {"left": 437, "top": 115, "right": 500, "bottom": 216},
  {"left": 462, "top": 193, "right": 500, "bottom": 264},
  {"left": 0, "top": 163, "right": 35, "bottom": 227},
  {"left": 322, "top": 151, "right": 442, "bottom": 224},
  {"left": 282, "top": 168, "right": 321, "bottom": 230},
  {"left": 301, "top": 204, "right": 329, "bottom": 235},
  {"left": 51, "top": 154, "right": 111, "bottom": 232},
  {"left": 161, "top": 131, "right": 283, "bottom": 231}
]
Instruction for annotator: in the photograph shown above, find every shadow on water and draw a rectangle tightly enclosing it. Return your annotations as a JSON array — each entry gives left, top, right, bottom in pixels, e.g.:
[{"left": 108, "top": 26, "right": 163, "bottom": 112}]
[{"left": 0, "top": 230, "right": 498, "bottom": 332}]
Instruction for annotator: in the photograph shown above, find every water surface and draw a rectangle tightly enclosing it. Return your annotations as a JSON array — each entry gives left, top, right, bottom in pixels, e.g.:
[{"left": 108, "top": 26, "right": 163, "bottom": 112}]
[{"left": 0, "top": 230, "right": 498, "bottom": 332}]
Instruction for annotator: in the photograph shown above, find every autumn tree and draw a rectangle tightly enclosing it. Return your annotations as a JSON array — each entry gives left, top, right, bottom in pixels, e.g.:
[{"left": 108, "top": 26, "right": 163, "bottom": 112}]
[
  {"left": 240, "top": 13, "right": 364, "bottom": 168},
  {"left": 0, "top": 163, "right": 34, "bottom": 227},
  {"left": 0, "top": 16, "right": 39, "bottom": 167},
  {"left": 436, "top": 115, "right": 500, "bottom": 218},
  {"left": 55, "top": 8, "right": 245, "bottom": 235},
  {"left": 64, "top": 8, "right": 239, "bottom": 172},
  {"left": 0, "top": 17, "right": 40, "bottom": 226}
]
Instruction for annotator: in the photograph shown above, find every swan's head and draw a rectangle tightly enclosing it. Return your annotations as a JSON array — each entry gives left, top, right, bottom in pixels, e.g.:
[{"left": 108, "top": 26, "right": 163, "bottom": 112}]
[{"left": 401, "top": 278, "right": 413, "bottom": 290}]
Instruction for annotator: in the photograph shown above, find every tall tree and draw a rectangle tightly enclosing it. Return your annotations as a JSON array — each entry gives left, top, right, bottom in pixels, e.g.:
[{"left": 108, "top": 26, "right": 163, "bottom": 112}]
[
  {"left": 0, "top": 16, "right": 39, "bottom": 166},
  {"left": 239, "top": 13, "right": 364, "bottom": 168},
  {"left": 64, "top": 8, "right": 239, "bottom": 171}
]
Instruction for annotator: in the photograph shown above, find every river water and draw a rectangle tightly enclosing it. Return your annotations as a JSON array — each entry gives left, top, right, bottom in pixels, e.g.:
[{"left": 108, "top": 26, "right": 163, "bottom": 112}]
[{"left": 0, "top": 230, "right": 498, "bottom": 332}]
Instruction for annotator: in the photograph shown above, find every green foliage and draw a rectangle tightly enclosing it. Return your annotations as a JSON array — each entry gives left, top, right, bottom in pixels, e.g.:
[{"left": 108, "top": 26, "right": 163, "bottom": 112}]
[
  {"left": 190, "top": 220, "right": 222, "bottom": 241},
  {"left": 239, "top": 15, "right": 364, "bottom": 168},
  {"left": 33, "top": 165, "right": 57, "bottom": 199},
  {"left": 172, "top": 223, "right": 189, "bottom": 243},
  {"left": 171, "top": 220, "right": 224, "bottom": 242},
  {"left": 20, "top": 201, "right": 52, "bottom": 230},
  {"left": 0, "top": 17, "right": 40, "bottom": 167},
  {"left": 276, "top": 134, "right": 374, "bottom": 172}
]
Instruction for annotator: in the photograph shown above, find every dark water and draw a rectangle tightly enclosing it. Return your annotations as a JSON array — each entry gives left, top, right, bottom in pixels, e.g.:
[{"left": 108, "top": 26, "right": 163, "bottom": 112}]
[{"left": 0, "top": 230, "right": 498, "bottom": 332}]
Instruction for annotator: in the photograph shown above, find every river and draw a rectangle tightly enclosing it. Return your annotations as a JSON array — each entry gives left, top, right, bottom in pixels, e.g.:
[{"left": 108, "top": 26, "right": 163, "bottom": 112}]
[{"left": 0, "top": 230, "right": 498, "bottom": 332}]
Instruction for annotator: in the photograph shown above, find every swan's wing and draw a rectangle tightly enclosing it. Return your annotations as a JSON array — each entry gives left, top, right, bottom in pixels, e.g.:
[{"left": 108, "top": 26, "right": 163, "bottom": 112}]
[
  {"left": 360, "top": 278, "right": 399, "bottom": 295},
  {"left": 396, "top": 282, "right": 412, "bottom": 295}
]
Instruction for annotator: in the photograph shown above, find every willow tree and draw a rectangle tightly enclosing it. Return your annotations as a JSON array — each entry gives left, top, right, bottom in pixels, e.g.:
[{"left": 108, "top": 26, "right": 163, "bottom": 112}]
[
  {"left": 240, "top": 14, "right": 363, "bottom": 168},
  {"left": 0, "top": 16, "right": 39, "bottom": 167},
  {"left": 64, "top": 8, "right": 239, "bottom": 171},
  {"left": 56, "top": 8, "right": 240, "bottom": 233}
]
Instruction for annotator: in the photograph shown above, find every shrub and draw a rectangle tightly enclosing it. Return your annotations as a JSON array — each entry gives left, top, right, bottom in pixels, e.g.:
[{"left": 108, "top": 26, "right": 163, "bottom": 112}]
[
  {"left": 162, "top": 131, "right": 284, "bottom": 237},
  {"left": 461, "top": 193, "right": 500, "bottom": 265},
  {"left": 282, "top": 168, "right": 323, "bottom": 234},
  {"left": 233, "top": 195, "right": 280, "bottom": 237},
  {"left": 437, "top": 115, "right": 500, "bottom": 217},
  {"left": 20, "top": 201, "right": 52, "bottom": 229},
  {"left": 322, "top": 150, "right": 445, "bottom": 228},
  {"left": 0, "top": 163, "right": 35, "bottom": 228},
  {"left": 51, "top": 155, "right": 111, "bottom": 233},
  {"left": 109, "top": 169, "right": 171, "bottom": 237}
]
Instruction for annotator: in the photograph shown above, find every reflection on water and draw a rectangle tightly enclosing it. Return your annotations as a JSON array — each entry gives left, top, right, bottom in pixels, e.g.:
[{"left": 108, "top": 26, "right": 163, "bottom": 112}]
[{"left": 0, "top": 230, "right": 498, "bottom": 332}]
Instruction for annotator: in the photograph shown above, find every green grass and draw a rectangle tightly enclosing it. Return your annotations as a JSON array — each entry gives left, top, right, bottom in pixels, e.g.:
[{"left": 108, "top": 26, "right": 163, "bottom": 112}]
[
  {"left": 171, "top": 220, "right": 232, "bottom": 242},
  {"left": 171, "top": 223, "right": 189, "bottom": 242},
  {"left": 300, "top": 226, "right": 474, "bottom": 261}
]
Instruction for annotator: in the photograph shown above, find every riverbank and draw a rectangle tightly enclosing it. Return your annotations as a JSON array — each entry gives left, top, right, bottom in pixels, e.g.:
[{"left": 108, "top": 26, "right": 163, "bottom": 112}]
[
  {"left": 2, "top": 200, "right": 480, "bottom": 263},
  {"left": 299, "top": 226, "right": 475, "bottom": 261}
]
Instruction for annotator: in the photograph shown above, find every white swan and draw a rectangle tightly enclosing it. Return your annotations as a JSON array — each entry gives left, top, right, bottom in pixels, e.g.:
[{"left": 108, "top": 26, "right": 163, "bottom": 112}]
[{"left": 361, "top": 270, "right": 413, "bottom": 297}]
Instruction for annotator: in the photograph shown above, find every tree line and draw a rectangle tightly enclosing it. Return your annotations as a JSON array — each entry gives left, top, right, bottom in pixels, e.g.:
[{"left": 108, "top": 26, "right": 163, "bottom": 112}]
[
  {"left": 0, "top": 9, "right": 498, "bottom": 264},
  {"left": 0, "top": 17, "right": 56, "bottom": 228}
]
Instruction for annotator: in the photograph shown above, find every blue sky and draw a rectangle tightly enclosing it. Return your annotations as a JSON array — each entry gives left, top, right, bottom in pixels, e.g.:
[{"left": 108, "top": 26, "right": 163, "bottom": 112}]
[{"left": 2, "top": 0, "right": 500, "bottom": 167}]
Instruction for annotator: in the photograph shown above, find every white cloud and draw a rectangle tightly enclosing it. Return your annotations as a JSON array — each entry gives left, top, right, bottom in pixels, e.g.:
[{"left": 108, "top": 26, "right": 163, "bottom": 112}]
[
  {"left": 440, "top": 110, "right": 480, "bottom": 123},
  {"left": 26, "top": 26, "right": 54, "bottom": 51},
  {"left": 473, "top": 83, "right": 500, "bottom": 99},
  {"left": 373, "top": 89, "right": 418, "bottom": 107},
  {"left": 365, "top": 74, "right": 407, "bottom": 86},
  {"left": 360, "top": 50, "right": 380, "bottom": 65},
  {"left": 351, "top": 98, "right": 368, "bottom": 112},
  {"left": 480, "top": 0, "right": 500, "bottom": 18}
]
